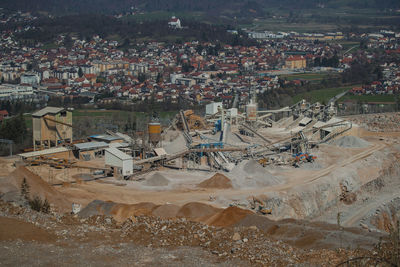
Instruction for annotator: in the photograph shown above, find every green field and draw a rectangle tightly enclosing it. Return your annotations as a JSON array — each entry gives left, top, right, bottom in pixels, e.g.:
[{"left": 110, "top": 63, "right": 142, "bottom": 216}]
[
  {"left": 40, "top": 43, "right": 59, "bottom": 50},
  {"left": 244, "top": 7, "right": 398, "bottom": 32},
  {"left": 339, "top": 94, "right": 397, "bottom": 103},
  {"left": 292, "top": 85, "right": 354, "bottom": 105}
]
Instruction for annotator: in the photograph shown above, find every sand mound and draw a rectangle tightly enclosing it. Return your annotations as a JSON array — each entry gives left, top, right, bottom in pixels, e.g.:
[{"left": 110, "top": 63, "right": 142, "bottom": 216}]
[
  {"left": 197, "top": 173, "right": 233, "bottom": 189},
  {"left": 144, "top": 172, "right": 170, "bottom": 186},
  {"left": 152, "top": 204, "right": 181, "bottom": 219},
  {"left": 176, "top": 202, "right": 221, "bottom": 221},
  {"left": 230, "top": 160, "right": 281, "bottom": 188},
  {"left": 111, "top": 202, "right": 158, "bottom": 222},
  {"left": 206, "top": 206, "right": 253, "bottom": 227},
  {"left": 79, "top": 200, "right": 159, "bottom": 222},
  {"left": 330, "top": 135, "right": 370, "bottom": 148},
  {"left": 3, "top": 166, "right": 70, "bottom": 211}
]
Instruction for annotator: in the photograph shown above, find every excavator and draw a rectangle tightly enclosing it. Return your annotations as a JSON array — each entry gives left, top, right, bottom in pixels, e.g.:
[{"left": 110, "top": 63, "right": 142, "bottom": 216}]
[
  {"left": 292, "top": 152, "right": 317, "bottom": 167},
  {"left": 258, "top": 157, "right": 269, "bottom": 167},
  {"left": 250, "top": 196, "right": 272, "bottom": 215}
]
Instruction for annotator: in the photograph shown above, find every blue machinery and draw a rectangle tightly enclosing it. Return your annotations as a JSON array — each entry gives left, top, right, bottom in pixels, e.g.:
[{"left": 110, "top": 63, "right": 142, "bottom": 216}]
[{"left": 194, "top": 142, "right": 224, "bottom": 157}]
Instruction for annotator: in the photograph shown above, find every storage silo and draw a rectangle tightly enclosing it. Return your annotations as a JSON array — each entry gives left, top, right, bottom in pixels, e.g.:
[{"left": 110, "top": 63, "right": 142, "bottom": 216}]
[
  {"left": 148, "top": 122, "right": 161, "bottom": 146},
  {"left": 246, "top": 102, "right": 257, "bottom": 122}
]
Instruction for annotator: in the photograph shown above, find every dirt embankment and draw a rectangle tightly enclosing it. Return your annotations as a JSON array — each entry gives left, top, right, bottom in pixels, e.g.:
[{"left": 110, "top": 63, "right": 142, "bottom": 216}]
[
  {"left": 0, "top": 166, "right": 71, "bottom": 211},
  {"left": 1, "top": 200, "right": 374, "bottom": 267},
  {"left": 0, "top": 216, "right": 56, "bottom": 242},
  {"left": 76, "top": 199, "right": 384, "bottom": 251},
  {"left": 205, "top": 206, "right": 253, "bottom": 227}
]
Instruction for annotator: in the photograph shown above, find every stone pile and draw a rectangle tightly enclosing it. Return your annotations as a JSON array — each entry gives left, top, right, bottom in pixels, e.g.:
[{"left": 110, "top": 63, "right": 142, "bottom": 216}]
[{"left": 348, "top": 112, "right": 400, "bottom": 132}]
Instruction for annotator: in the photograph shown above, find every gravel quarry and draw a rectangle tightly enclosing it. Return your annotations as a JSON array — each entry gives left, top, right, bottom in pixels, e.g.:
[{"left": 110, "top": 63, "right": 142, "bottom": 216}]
[{"left": 1, "top": 113, "right": 400, "bottom": 265}]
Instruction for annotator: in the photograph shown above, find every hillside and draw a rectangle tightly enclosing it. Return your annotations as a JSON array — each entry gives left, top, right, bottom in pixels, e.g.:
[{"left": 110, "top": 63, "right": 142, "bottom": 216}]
[{"left": 2, "top": 0, "right": 399, "bottom": 16}]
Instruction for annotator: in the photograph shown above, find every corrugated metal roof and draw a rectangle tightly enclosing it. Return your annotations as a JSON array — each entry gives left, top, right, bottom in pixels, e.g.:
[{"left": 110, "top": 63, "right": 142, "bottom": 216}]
[
  {"left": 105, "top": 147, "right": 132, "bottom": 160},
  {"left": 326, "top": 117, "right": 343, "bottom": 125},
  {"left": 109, "top": 142, "right": 130, "bottom": 148},
  {"left": 290, "top": 126, "right": 305, "bottom": 133},
  {"left": 18, "top": 147, "right": 69, "bottom": 158},
  {"left": 299, "top": 117, "right": 312, "bottom": 126},
  {"left": 32, "top": 107, "right": 64, "bottom": 117},
  {"left": 74, "top": 141, "right": 108, "bottom": 151},
  {"left": 154, "top": 148, "right": 167, "bottom": 156},
  {"left": 90, "top": 135, "right": 122, "bottom": 142},
  {"left": 313, "top": 121, "right": 327, "bottom": 129}
]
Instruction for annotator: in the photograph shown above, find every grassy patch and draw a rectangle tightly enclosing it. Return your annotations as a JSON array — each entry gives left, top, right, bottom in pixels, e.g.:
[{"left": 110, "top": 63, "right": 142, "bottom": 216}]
[
  {"left": 23, "top": 114, "right": 32, "bottom": 129},
  {"left": 292, "top": 85, "right": 354, "bottom": 104},
  {"left": 280, "top": 73, "right": 331, "bottom": 81},
  {"left": 40, "top": 43, "right": 59, "bottom": 50}
]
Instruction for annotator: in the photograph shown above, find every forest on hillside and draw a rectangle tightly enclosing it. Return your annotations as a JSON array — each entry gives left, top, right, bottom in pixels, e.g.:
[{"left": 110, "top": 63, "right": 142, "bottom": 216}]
[
  {"left": 1, "top": 0, "right": 399, "bottom": 16},
  {"left": 6, "top": 15, "right": 256, "bottom": 46}
]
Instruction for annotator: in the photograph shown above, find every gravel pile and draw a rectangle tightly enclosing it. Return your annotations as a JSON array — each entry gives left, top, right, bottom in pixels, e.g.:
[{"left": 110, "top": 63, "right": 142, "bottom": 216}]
[
  {"left": 197, "top": 173, "right": 233, "bottom": 189},
  {"left": 176, "top": 202, "right": 221, "bottom": 221},
  {"left": 163, "top": 133, "right": 187, "bottom": 154},
  {"left": 330, "top": 136, "right": 370, "bottom": 148},
  {"left": 78, "top": 200, "right": 115, "bottom": 218},
  {"left": 144, "top": 172, "right": 170, "bottom": 186},
  {"left": 230, "top": 160, "right": 282, "bottom": 188}
]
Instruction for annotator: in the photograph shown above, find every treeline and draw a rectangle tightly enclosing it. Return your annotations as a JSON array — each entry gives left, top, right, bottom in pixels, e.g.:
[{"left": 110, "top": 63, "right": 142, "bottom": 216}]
[
  {"left": 257, "top": 58, "right": 388, "bottom": 109},
  {"left": 97, "top": 96, "right": 200, "bottom": 114},
  {"left": 2, "top": 0, "right": 399, "bottom": 16},
  {"left": 47, "top": 96, "right": 91, "bottom": 108},
  {"left": 0, "top": 100, "right": 37, "bottom": 115},
  {"left": 341, "top": 59, "right": 383, "bottom": 84},
  {"left": 12, "top": 15, "right": 256, "bottom": 46},
  {"left": 0, "top": 114, "right": 27, "bottom": 144}
]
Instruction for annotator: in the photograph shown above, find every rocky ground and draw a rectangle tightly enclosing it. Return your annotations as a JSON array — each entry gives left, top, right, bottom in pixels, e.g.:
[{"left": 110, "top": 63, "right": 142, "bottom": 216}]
[
  {"left": 0, "top": 200, "right": 381, "bottom": 266},
  {"left": 345, "top": 112, "right": 400, "bottom": 132}
]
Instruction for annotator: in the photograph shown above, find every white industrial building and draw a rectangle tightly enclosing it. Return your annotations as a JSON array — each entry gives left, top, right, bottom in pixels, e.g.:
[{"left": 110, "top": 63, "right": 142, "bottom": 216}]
[
  {"left": 20, "top": 72, "right": 41, "bottom": 86},
  {"left": 105, "top": 147, "right": 133, "bottom": 178},
  {"left": 0, "top": 84, "right": 34, "bottom": 100},
  {"left": 206, "top": 102, "right": 223, "bottom": 116}
]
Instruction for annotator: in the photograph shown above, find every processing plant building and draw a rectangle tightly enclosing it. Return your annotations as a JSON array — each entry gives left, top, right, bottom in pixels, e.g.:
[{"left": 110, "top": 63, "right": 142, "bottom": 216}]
[{"left": 32, "top": 107, "right": 73, "bottom": 150}]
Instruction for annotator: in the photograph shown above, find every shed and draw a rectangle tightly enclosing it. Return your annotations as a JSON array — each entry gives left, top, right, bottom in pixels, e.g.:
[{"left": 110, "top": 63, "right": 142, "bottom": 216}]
[
  {"left": 18, "top": 147, "right": 71, "bottom": 160},
  {"left": 105, "top": 147, "right": 133, "bottom": 178},
  {"left": 74, "top": 141, "right": 109, "bottom": 160},
  {"left": 90, "top": 134, "right": 124, "bottom": 143},
  {"left": 298, "top": 117, "right": 312, "bottom": 127}
]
